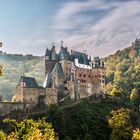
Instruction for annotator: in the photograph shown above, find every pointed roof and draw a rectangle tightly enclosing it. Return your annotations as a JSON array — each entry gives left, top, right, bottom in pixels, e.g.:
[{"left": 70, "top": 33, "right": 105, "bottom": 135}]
[
  {"left": 51, "top": 63, "right": 64, "bottom": 76},
  {"left": 20, "top": 76, "right": 38, "bottom": 87},
  {"left": 45, "top": 48, "right": 51, "bottom": 56},
  {"left": 43, "top": 72, "right": 52, "bottom": 88},
  {"left": 59, "top": 46, "right": 71, "bottom": 60}
]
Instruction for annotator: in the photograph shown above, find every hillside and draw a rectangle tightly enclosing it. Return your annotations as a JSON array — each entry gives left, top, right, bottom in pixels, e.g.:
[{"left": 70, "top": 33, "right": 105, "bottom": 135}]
[
  {"left": 104, "top": 38, "right": 140, "bottom": 98},
  {"left": 2, "top": 98, "right": 139, "bottom": 140},
  {"left": 0, "top": 52, "right": 44, "bottom": 100}
]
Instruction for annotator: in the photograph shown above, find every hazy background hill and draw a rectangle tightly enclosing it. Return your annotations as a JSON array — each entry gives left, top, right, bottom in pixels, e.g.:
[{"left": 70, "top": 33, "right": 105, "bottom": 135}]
[
  {"left": 0, "top": 51, "right": 44, "bottom": 100},
  {"left": 1, "top": 39, "right": 140, "bottom": 101}
]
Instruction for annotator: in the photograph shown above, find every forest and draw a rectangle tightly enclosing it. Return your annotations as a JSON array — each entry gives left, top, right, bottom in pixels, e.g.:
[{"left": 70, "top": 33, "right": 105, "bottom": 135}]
[{"left": 0, "top": 99, "right": 140, "bottom": 140}]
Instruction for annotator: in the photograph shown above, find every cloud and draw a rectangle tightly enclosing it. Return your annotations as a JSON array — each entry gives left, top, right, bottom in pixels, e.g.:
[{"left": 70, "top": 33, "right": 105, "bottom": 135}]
[
  {"left": 52, "top": 0, "right": 140, "bottom": 57},
  {"left": 53, "top": 0, "right": 118, "bottom": 32}
]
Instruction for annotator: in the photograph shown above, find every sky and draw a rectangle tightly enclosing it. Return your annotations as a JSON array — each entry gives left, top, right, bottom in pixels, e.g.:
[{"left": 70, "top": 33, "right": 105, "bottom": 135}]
[{"left": 0, "top": 0, "right": 140, "bottom": 57}]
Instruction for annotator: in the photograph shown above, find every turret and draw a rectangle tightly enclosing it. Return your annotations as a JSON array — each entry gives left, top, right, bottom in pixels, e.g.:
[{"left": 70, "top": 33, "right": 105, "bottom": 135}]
[
  {"left": 59, "top": 41, "right": 71, "bottom": 61},
  {"left": 45, "top": 48, "right": 51, "bottom": 61},
  {"left": 44, "top": 44, "right": 58, "bottom": 76},
  {"left": 92, "top": 57, "right": 100, "bottom": 68},
  {"left": 51, "top": 44, "right": 57, "bottom": 60}
]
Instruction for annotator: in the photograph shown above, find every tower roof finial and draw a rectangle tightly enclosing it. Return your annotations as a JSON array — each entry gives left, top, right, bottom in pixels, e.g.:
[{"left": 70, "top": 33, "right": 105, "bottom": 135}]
[{"left": 61, "top": 40, "right": 63, "bottom": 47}]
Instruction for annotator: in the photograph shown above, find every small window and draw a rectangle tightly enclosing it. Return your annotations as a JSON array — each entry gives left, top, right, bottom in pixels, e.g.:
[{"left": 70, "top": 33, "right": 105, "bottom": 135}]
[
  {"left": 79, "top": 74, "right": 82, "bottom": 77},
  {"left": 83, "top": 74, "right": 86, "bottom": 77}
]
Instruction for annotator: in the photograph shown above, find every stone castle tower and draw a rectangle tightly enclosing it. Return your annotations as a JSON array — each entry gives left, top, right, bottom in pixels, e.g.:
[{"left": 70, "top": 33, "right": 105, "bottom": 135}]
[
  {"left": 44, "top": 43, "right": 105, "bottom": 100},
  {"left": 16, "top": 42, "right": 105, "bottom": 107}
]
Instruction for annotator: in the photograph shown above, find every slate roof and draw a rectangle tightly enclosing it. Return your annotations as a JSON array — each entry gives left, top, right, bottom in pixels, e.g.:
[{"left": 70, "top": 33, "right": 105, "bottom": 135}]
[
  {"left": 59, "top": 46, "right": 71, "bottom": 60},
  {"left": 71, "top": 51, "right": 90, "bottom": 65},
  {"left": 45, "top": 46, "right": 91, "bottom": 66},
  {"left": 20, "top": 76, "right": 38, "bottom": 88},
  {"left": 51, "top": 63, "right": 64, "bottom": 76},
  {"left": 45, "top": 48, "right": 51, "bottom": 57},
  {"left": 45, "top": 47, "right": 57, "bottom": 61},
  {"left": 43, "top": 72, "right": 52, "bottom": 88}
]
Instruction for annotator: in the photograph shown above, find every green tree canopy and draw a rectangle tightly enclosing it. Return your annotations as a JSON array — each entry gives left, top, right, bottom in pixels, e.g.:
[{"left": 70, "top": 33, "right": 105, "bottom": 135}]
[{"left": 130, "top": 88, "right": 140, "bottom": 111}]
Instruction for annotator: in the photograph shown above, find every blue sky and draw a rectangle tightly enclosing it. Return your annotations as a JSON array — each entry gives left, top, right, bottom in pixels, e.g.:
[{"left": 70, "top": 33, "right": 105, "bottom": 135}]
[{"left": 0, "top": 0, "right": 140, "bottom": 56}]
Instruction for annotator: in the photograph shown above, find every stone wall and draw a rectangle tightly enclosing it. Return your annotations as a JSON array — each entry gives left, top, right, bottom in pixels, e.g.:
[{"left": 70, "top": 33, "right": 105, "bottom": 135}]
[{"left": 0, "top": 102, "right": 31, "bottom": 115}]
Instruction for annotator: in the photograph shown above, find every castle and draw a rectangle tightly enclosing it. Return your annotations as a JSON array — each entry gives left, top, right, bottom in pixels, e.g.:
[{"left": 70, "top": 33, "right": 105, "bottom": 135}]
[{"left": 15, "top": 43, "right": 105, "bottom": 107}]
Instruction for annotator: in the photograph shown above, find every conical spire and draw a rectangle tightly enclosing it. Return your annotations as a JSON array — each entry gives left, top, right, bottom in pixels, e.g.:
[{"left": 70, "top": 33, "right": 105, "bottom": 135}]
[{"left": 43, "top": 72, "right": 52, "bottom": 88}]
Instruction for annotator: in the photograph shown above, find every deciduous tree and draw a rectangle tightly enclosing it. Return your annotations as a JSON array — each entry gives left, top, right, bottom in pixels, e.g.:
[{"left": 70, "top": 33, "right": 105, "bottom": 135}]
[{"left": 108, "top": 108, "right": 132, "bottom": 140}]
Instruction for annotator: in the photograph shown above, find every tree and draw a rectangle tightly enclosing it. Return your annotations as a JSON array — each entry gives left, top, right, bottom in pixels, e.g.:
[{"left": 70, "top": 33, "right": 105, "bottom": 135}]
[
  {"left": 105, "top": 82, "right": 113, "bottom": 95},
  {"left": 108, "top": 108, "right": 132, "bottom": 140},
  {"left": 132, "top": 128, "right": 140, "bottom": 140},
  {"left": 130, "top": 88, "right": 140, "bottom": 111},
  {"left": 12, "top": 95, "right": 16, "bottom": 102},
  {"left": 106, "top": 71, "right": 114, "bottom": 83},
  {"left": 3, "top": 119, "right": 58, "bottom": 140},
  {"left": 114, "top": 71, "right": 122, "bottom": 81},
  {"left": 110, "top": 86, "right": 123, "bottom": 97},
  {"left": 0, "top": 130, "right": 7, "bottom": 140}
]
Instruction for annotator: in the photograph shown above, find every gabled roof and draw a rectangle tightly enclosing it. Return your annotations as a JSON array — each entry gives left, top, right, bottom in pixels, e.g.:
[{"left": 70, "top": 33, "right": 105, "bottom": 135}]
[
  {"left": 51, "top": 63, "right": 64, "bottom": 76},
  {"left": 20, "top": 76, "right": 38, "bottom": 87},
  {"left": 43, "top": 72, "right": 52, "bottom": 88}
]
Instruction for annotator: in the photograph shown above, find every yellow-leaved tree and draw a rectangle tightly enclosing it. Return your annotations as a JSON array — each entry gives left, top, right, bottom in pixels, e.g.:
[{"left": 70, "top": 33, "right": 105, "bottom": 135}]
[
  {"left": 0, "top": 119, "right": 58, "bottom": 140},
  {"left": 108, "top": 108, "right": 132, "bottom": 140},
  {"left": 132, "top": 128, "right": 140, "bottom": 140}
]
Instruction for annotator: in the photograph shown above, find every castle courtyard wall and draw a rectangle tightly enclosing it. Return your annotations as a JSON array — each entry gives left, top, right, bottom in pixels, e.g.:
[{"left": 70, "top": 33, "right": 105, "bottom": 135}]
[{"left": 0, "top": 102, "right": 31, "bottom": 115}]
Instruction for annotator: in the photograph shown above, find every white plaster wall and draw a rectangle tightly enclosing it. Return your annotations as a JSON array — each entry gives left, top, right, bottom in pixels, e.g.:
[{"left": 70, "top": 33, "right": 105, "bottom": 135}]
[{"left": 74, "top": 59, "right": 92, "bottom": 69}]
